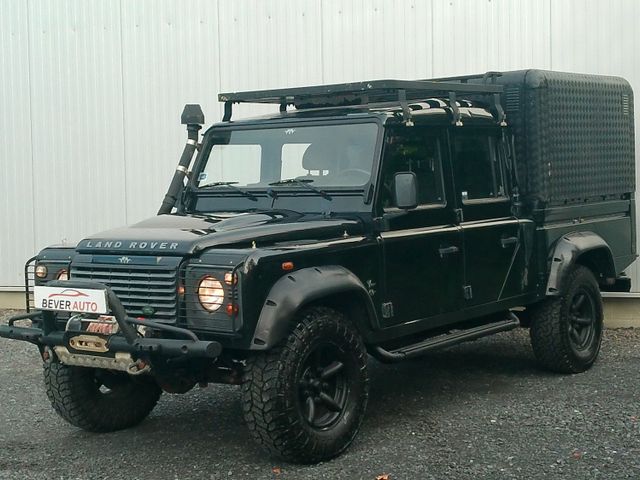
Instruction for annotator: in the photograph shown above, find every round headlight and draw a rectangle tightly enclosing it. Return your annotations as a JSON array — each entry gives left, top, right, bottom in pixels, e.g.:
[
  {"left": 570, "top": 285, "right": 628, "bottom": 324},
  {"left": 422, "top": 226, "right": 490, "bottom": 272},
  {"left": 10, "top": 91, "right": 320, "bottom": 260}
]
[
  {"left": 56, "top": 269, "right": 69, "bottom": 281},
  {"left": 35, "top": 264, "right": 48, "bottom": 278},
  {"left": 197, "top": 275, "right": 224, "bottom": 311}
]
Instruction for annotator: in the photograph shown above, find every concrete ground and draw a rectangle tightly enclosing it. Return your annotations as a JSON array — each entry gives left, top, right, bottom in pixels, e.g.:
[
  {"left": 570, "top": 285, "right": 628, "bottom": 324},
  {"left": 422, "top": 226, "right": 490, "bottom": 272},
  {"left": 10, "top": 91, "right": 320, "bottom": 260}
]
[{"left": 0, "top": 310, "right": 638, "bottom": 480}]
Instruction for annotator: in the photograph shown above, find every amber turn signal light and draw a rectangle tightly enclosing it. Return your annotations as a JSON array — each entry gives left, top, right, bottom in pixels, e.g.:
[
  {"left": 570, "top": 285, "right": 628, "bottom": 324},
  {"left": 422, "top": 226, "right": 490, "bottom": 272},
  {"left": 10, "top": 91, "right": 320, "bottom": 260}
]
[
  {"left": 281, "top": 261, "right": 294, "bottom": 271},
  {"left": 224, "top": 271, "right": 237, "bottom": 285}
]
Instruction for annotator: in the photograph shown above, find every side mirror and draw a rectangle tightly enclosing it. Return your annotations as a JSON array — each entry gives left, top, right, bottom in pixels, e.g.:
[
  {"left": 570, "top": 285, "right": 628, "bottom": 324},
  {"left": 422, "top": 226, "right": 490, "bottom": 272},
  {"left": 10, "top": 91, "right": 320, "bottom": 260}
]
[{"left": 393, "top": 172, "right": 418, "bottom": 209}]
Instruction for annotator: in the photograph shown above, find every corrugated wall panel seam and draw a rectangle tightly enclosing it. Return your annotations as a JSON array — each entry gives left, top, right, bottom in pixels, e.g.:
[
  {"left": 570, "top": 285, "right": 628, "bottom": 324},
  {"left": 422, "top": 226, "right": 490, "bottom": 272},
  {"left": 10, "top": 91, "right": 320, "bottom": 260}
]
[
  {"left": 216, "top": 0, "right": 223, "bottom": 115},
  {"left": 118, "top": 0, "right": 129, "bottom": 224},
  {"left": 26, "top": 0, "right": 37, "bottom": 268}
]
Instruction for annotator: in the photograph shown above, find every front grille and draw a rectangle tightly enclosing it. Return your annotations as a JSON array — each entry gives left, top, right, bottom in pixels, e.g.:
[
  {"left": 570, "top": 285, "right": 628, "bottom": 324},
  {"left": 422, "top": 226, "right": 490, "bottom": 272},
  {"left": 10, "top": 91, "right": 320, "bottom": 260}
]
[{"left": 70, "top": 263, "right": 179, "bottom": 322}]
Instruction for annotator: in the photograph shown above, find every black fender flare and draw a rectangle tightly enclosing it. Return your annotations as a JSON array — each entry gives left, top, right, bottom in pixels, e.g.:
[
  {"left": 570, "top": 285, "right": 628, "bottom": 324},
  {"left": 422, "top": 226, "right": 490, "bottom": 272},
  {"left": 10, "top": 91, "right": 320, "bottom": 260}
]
[
  {"left": 545, "top": 231, "right": 616, "bottom": 296},
  {"left": 250, "top": 266, "right": 378, "bottom": 350}
]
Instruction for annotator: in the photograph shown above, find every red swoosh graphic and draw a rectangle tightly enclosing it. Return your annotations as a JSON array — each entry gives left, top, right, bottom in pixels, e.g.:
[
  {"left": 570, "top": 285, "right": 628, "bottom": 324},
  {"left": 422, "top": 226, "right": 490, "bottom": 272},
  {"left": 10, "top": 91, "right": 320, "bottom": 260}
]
[{"left": 48, "top": 289, "right": 90, "bottom": 299}]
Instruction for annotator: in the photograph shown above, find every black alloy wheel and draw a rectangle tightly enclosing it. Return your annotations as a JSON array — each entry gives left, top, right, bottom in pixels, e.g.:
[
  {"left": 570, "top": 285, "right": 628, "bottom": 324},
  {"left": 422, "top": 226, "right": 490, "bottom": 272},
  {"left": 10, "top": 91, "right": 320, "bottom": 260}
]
[
  {"left": 298, "top": 342, "right": 349, "bottom": 429},
  {"left": 567, "top": 287, "right": 597, "bottom": 353}
]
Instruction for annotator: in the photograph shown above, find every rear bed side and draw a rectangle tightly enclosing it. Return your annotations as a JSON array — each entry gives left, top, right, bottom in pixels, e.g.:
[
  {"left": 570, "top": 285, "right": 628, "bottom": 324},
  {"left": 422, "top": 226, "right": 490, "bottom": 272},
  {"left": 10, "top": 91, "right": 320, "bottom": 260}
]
[
  {"left": 498, "top": 70, "right": 636, "bottom": 296},
  {"left": 534, "top": 200, "right": 636, "bottom": 296}
]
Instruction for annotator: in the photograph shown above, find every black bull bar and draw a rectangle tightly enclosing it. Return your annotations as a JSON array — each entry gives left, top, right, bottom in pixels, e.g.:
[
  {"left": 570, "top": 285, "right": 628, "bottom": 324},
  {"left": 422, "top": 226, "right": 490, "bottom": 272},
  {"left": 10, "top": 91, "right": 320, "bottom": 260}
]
[{"left": 0, "top": 280, "right": 221, "bottom": 360}]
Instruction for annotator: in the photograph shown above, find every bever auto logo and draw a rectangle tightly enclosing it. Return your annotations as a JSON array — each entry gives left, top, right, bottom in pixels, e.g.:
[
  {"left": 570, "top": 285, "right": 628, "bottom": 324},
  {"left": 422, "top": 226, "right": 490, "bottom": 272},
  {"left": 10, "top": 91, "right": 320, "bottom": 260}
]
[{"left": 41, "top": 289, "right": 99, "bottom": 312}]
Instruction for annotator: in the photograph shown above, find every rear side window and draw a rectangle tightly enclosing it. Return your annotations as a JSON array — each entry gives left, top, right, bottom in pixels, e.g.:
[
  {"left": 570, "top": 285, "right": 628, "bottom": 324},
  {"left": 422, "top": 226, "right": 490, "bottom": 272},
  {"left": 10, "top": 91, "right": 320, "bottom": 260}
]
[{"left": 453, "top": 133, "right": 505, "bottom": 201}]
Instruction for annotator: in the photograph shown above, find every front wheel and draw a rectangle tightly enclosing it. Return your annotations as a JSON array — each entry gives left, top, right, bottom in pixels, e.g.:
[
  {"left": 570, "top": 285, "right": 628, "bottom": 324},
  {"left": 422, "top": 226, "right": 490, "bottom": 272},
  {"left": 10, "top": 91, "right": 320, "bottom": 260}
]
[
  {"left": 530, "top": 265, "right": 604, "bottom": 373},
  {"left": 44, "top": 362, "right": 162, "bottom": 432},
  {"left": 242, "top": 306, "right": 369, "bottom": 463}
]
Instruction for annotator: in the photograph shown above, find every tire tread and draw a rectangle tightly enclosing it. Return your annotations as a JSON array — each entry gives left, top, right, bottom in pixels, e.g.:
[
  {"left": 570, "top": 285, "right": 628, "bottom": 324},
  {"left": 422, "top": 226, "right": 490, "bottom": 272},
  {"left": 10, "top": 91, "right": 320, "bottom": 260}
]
[
  {"left": 44, "top": 362, "right": 161, "bottom": 432},
  {"left": 530, "top": 265, "right": 603, "bottom": 374}
]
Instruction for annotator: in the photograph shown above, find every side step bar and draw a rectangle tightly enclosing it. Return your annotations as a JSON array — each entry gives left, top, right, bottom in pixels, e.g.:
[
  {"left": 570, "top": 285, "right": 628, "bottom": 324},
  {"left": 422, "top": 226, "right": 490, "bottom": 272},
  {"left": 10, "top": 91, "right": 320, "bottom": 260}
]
[{"left": 372, "top": 313, "right": 520, "bottom": 363}]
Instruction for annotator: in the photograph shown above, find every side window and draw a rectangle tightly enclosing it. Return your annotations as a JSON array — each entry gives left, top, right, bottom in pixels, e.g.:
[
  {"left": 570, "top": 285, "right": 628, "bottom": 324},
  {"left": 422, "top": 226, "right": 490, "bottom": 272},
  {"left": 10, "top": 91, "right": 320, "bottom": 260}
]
[
  {"left": 453, "top": 133, "right": 505, "bottom": 201},
  {"left": 380, "top": 129, "right": 445, "bottom": 209}
]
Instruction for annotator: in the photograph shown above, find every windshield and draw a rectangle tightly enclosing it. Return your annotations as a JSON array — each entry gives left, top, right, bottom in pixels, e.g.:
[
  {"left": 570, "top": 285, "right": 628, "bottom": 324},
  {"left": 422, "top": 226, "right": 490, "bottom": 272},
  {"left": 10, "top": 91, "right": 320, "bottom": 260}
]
[{"left": 196, "top": 122, "right": 379, "bottom": 190}]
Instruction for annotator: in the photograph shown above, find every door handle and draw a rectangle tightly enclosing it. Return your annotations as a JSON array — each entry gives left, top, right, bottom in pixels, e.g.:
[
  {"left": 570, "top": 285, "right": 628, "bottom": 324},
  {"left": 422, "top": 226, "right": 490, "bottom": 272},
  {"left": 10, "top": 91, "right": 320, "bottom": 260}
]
[
  {"left": 438, "top": 245, "right": 460, "bottom": 258},
  {"left": 500, "top": 236, "right": 518, "bottom": 248}
]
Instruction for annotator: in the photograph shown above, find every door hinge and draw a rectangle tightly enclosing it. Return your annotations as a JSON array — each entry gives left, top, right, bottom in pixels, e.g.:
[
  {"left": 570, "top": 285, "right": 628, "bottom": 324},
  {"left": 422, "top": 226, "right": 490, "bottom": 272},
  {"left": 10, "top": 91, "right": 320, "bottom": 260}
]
[
  {"left": 454, "top": 208, "right": 464, "bottom": 224},
  {"left": 463, "top": 285, "right": 473, "bottom": 300},
  {"left": 381, "top": 302, "right": 394, "bottom": 319}
]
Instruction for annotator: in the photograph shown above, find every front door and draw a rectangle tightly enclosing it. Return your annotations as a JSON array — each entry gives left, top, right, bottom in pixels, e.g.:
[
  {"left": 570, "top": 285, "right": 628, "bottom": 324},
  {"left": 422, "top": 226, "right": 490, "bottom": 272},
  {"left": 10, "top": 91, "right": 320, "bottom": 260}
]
[
  {"left": 378, "top": 127, "right": 464, "bottom": 327},
  {"left": 450, "top": 128, "right": 525, "bottom": 306}
]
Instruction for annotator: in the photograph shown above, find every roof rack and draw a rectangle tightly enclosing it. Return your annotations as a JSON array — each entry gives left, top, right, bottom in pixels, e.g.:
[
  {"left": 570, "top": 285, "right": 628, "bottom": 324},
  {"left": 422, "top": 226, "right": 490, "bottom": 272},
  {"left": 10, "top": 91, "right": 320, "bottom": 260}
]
[
  {"left": 428, "top": 71, "right": 503, "bottom": 84},
  {"left": 218, "top": 78, "right": 505, "bottom": 126}
]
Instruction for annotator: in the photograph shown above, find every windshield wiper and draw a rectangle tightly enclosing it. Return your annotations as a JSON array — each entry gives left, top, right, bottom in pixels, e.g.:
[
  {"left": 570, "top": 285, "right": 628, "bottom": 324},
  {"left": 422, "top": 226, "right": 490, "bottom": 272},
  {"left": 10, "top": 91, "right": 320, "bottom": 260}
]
[
  {"left": 268, "top": 178, "right": 332, "bottom": 200},
  {"left": 198, "top": 181, "right": 258, "bottom": 201}
]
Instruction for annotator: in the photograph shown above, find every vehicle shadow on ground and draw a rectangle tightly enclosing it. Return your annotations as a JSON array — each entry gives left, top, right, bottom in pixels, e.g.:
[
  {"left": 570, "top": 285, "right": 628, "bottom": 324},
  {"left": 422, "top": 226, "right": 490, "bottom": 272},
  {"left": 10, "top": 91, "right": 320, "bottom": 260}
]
[{"left": 363, "top": 331, "right": 547, "bottom": 425}]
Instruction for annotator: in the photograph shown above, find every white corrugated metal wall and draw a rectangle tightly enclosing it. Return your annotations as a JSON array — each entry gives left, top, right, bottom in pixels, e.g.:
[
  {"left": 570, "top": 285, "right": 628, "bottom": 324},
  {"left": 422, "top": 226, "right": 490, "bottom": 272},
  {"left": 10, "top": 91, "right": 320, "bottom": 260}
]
[{"left": 1, "top": 0, "right": 639, "bottom": 290}]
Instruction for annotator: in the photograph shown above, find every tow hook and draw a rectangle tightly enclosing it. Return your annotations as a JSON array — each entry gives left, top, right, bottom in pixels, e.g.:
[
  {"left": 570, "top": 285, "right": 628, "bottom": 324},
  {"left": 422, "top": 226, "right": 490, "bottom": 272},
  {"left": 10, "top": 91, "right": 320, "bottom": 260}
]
[
  {"left": 41, "top": 346, "right": 54, "bottom": 363},
  {"left": 129, "top": 359, "right": 150, "bottom": 375}
]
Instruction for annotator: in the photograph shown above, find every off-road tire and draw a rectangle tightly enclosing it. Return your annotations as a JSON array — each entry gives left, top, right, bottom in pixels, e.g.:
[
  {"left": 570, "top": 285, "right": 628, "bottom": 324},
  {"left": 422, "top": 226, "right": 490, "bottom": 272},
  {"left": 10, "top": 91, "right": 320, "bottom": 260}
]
[
  {"left": 242, "top": 306, "right": 369, "bottom": 463},
  {"left": 530, "top": 265, "right": 603, "bottom": 373},
  {"left": 44, "top": 362, "right": 162, "bottom": 432}
]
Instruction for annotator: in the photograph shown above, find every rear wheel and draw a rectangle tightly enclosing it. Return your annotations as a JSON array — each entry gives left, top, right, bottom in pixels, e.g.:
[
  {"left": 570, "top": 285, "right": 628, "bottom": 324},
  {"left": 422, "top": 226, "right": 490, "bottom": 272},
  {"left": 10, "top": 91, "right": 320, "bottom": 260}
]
[
  {"left": 44, "top": 362, "right": 161, "bottom": 432},
  {"left": 242, "top": 306, "right": 369, "bottom": 463},
  {"left": 530, "top": 265, "right": 603, "bottom": 373}
]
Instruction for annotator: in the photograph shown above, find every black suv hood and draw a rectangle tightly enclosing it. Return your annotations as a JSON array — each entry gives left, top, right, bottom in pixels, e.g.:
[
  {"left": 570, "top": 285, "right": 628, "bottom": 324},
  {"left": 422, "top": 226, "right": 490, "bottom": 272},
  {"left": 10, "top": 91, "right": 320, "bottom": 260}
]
[{"left": 76, "top": 212, "right": 363, "bottom": 256}]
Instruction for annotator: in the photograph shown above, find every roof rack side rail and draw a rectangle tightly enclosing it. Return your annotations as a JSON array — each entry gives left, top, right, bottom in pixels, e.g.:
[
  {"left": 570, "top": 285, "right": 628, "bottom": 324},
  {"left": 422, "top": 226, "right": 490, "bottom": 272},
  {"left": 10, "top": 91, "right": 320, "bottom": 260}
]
[{"left": 428, "top": 71, "right": 503, "bottom": 84}]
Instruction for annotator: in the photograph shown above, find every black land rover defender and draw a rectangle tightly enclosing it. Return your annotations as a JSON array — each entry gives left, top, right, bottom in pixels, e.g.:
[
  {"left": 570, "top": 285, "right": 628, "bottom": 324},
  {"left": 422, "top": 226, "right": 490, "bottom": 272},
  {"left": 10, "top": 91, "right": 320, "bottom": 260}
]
[{"left": 1, "top": 70, "right": 635, "bottom": 463}]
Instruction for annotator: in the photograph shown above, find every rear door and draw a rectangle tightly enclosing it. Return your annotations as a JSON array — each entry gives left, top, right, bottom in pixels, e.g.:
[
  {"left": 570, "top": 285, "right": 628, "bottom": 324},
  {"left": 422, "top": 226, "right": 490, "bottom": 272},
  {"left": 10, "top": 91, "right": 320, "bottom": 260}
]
[
  {"left": 378, "top": 127, "right": 464, "bottom": 327},
  {"left": 450, "top": 128, "right": 525, "bottom": 306}
]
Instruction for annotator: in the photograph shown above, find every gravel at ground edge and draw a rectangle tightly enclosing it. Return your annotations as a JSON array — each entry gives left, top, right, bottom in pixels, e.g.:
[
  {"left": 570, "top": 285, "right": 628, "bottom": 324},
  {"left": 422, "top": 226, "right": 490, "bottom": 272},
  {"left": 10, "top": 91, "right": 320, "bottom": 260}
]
[{"left": 0, "top": 310, "right": 638, "bottom": 479}]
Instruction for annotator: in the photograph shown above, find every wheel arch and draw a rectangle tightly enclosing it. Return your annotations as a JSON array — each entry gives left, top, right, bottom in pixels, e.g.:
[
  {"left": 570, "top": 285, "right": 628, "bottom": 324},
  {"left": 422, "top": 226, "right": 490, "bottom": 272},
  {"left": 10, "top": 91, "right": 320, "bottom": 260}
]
[
  {"left": 545, "top": 231, "right": 616, "bottom": 296},
  {"left": 250, "top": 266, "right": 378, "bottom": 350}
]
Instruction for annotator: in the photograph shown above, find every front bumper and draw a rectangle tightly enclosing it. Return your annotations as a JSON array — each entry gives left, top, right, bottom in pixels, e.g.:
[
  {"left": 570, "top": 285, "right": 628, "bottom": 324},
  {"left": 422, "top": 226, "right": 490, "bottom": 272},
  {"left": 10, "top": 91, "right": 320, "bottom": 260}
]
[{"left": 0, "top": 280, "right": 222, "bottom": 369}]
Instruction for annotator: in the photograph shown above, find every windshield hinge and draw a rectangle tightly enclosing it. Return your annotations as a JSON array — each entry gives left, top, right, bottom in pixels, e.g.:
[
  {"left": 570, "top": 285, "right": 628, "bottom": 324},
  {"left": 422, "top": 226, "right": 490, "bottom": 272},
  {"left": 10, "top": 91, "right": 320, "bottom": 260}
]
[{"left": 454, "top": 208, "right": 463, "bottom": 224}]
